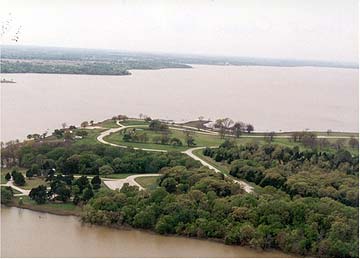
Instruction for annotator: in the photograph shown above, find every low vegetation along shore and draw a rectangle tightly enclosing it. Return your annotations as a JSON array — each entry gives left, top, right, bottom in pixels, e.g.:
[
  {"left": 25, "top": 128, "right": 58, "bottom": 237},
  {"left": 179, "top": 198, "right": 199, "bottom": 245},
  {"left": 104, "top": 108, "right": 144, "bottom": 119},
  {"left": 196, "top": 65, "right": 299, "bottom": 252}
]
[{"left": 1, "top": 115, "right": 359, "bottom": 257}]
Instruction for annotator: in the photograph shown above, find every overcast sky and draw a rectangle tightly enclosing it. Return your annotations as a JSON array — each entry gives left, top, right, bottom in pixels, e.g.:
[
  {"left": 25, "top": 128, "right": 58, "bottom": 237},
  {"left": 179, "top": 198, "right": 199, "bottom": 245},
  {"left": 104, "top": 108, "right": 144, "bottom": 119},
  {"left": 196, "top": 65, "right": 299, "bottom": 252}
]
[{"left": 0, "top": 0, "right": 358, "bottom": 62}]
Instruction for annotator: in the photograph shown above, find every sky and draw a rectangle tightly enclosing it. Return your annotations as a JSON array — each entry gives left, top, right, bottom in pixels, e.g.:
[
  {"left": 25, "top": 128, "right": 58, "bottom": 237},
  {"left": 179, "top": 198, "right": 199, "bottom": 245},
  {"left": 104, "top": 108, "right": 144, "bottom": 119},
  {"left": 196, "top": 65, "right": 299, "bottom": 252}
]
[{"left": 0, "top": 0, "right": 358, "bottom": 62}]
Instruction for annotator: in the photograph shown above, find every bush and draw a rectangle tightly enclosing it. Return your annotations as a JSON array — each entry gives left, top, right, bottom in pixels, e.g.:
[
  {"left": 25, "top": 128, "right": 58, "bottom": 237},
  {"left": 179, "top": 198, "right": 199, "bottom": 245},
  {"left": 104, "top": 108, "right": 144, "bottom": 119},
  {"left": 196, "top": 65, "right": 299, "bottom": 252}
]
[
  {"left": 99, "top": 165, "right": 114, "bottom": 175},
  {"left": 1, "top": 186, "right": 13, "bottom": 204}
]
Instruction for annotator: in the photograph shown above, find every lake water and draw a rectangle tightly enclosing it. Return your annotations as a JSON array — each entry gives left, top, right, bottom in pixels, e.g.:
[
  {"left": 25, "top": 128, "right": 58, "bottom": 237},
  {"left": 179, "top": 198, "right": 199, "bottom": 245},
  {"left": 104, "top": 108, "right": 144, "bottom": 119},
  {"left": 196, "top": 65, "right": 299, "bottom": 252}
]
[
  {"left": 1, "top": 65, "right": 358, "bottom": 141},
  {"left": 1, "top": 206, "right": 290, "bottom": 258}
]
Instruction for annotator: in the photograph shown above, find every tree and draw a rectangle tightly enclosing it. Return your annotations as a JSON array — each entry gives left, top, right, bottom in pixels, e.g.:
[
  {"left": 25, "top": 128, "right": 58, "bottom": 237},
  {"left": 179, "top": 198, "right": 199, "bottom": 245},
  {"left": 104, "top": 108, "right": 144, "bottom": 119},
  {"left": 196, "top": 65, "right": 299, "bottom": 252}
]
[
  {"left": 81, "top": 121, "right": 89, "bottom": 128},
  {"left": 56, "top": 185, "right": 71, "bottom": 202},
  {"left": 99, "top": 165, "right": 114, "bottom": 175},
  {"left": 82, "top": 187, "right": 94, "bottom": 202},
  {"left": 184, "top": 131, "right": 196, "bottom": 147},
  {"left": 334, "top": 139, "right": 345, "bottom": 151},
  {"left": 61, "top": 122, "right": 67, "bottom": 129},
  {"left": 117, "top": 115, "right": 128, "bottom": 120},
  {"left": 161, "top": 177, "right": 177, "bottom": 193},
  {"left": 170, "top": 137, "right": 183, "bottom": 146},
  {"left": 74, "top": 176, "right": 90, "bottom": 192},
  {"left": 12, "top": 170, "right": 25, "bottom": 186},
  {"left": 91, "top": 175, "right": 101, "bottom": 190},
  {"left": 64, "top": 131, "right": 73, "bottom": 141},
  {"left": 265, "top": 132, "right": 276, "bottom": 142},
  {"left": 232, "top": 122, "right": 245, "bottom": 138},
  {"left": 348, "top": 137, "right": 359, "bottom": 149},
  {"left": 5, "top": 172, "right": 11, "bottom": 181},
  {"left": 1, "top": 186, "right": 13, "bottom": 204},
  {"left": 25, "top": 169, "right": 34, "bottom": 179},
  {"left": 160, "top": 132, "right": 170, "bottom": 145},
  {"left": 246, "top": 124, "right": 254, "bottom": 133},
  {"left": 149, "top": 120, "right": 168, "bottom": 131},
  {"left": 76, "top": 130, "right": 88, "bottom": 137},
  {"left": 29, "top": 185, "right": 47, "bottom": 204},
  {"left": 215, "top": 118, "right": 233, "bottom": 138},
  {"left": 53, "top": 129, "right": 64, "bottom": 138}
]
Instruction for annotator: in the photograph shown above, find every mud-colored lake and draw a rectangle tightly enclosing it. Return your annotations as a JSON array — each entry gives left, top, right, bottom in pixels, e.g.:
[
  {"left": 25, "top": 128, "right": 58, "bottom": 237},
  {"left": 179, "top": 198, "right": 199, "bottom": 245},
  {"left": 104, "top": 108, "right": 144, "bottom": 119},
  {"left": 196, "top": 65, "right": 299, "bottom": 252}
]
[{"left": 1, "top": 65, "right": 358, "bottom": 141}]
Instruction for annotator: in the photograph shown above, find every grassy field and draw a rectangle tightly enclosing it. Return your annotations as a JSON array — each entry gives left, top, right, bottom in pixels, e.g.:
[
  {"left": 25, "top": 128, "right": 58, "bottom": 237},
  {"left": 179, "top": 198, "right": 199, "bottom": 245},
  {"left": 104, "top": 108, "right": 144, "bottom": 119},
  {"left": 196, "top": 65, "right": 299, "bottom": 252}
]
[
  {"left": 21, "top": 177, "right": 48, "bottom": 190},
  {"left": 73, "top": 128, "right": 104, "bottom": 145},
  {"left": 104, "top": 127, "right": 268, "bottom": 151},
  {"left": 135, "top": 176, "right": 159, "bottom": 190},
  {"left": 8, "top": 187, "right": 22, "bottom": 194},
  {"left": 121, "top": 120, "right": 149, "bottom": 126},
  {"left": 97, "top": 119, "right": 119, "bottom": 128}
]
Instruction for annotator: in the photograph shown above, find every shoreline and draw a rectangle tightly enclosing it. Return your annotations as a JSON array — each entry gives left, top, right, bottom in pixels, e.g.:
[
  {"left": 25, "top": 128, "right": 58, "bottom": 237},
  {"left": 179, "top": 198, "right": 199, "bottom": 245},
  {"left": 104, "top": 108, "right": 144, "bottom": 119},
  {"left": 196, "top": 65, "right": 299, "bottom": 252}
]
[{"left": 3, "top": 203, "right": 293, "bottom": 257}]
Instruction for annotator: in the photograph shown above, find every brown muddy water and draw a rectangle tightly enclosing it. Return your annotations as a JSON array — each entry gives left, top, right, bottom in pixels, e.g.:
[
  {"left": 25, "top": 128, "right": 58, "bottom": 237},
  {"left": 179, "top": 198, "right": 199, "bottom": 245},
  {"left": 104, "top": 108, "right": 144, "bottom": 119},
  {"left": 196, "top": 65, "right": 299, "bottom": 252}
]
[
  {"left": 1, "top": 65, "right": 358, "bottom": 141},
  {"left": 0, "top": 206, "right": 291, "bottom": 258}
]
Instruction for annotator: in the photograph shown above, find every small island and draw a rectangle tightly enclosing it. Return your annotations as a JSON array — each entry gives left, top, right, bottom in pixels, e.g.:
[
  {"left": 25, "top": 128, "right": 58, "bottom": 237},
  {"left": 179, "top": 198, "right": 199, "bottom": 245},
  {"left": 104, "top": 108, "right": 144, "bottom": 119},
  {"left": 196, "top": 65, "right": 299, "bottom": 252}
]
[
  {"left": 0, "top": 78, "right": 16, "bottom": 83},
  {"left": 1, "top": 115, "right": 359, "bottom": 258}
]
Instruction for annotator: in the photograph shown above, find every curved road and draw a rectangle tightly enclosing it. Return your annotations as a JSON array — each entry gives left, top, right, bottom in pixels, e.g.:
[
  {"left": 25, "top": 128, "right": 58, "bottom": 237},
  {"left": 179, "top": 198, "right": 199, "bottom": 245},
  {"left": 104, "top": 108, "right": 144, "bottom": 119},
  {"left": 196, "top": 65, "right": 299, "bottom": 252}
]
[
  {"left": 96, "top": 121, "right": 254, "bottom": 193},
  {"left": 1, "top": 180, "right": 30, "bottom": 196}
]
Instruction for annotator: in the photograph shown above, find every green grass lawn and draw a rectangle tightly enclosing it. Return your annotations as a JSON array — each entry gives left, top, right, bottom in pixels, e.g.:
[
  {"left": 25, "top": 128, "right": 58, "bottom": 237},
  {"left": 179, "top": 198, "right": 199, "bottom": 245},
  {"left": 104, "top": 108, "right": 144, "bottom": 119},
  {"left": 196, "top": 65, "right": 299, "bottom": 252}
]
[
  {"left": 97, "top": 119, "right": 119, "bottom": 128},
  {"left": 121, "top": 120, "right": 149, "bottom": 126},
  {"left": 7, "top": 187, "right": 22, "bottom": 194},
  {"left": 73, "top": 128, "right": 105, "bottom": 145},
  {"left": 135, "top": 176, "right": 159, "bottom": 190},
  {"left": 22, "top": 177, "right": 48, "bottom": 190}
]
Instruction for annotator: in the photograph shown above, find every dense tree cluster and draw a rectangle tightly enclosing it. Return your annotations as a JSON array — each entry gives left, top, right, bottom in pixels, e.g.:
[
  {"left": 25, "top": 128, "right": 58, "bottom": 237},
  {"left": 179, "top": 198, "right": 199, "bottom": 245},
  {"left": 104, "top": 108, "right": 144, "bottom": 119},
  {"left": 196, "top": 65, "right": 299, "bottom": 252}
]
[
  {"left": 9, "top": 142, "right": 200, "bottom": 176},
  {"left": 214, "top": 118, "right": 254, "bottom": 138},
  {"left": 203, "top": 141, "right": 359, "bottom": 206},
  {"left": 149, "top": 120, "right": 169, "bottom": 131},
  {"left": 82, "top": 166, "right": 358, "bottom": 257},
  {"left": 291, "top": 132, "right": 358, "bottom": 150},
  {"left": 11, "top": 168, "right": 26, "bottom": 186},
  {"left": 1, "top": 186, "right": 14, "bottom": 204},
  {"left": 29, "top": 174, "right": 97, "bottom": 205}
]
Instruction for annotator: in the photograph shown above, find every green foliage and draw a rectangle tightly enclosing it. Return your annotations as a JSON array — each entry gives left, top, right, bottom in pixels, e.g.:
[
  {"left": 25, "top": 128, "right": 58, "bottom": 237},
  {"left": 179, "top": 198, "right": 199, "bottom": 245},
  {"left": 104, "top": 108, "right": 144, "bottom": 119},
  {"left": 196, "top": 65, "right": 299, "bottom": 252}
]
[
  {"left": 205, "top": 143, "right": 358, "bottom": 206},
  {"left": 82, "top": 166, "right": 358, "bottom": 257},
  {"left": 1, "top": 186, "right": 13, "bottom": 204},
  {"left": 5, "top": 172, "right": 11, "bottom": 181},
  {"left": 149, "top": 120, "right": 169, "bottom": 131},
  {"left": 14, "top": 142, "right": 200, "bottom": 175},
  {"left": 91, "top": 175, "right": 101, "bottom": 190},
  {"left": 29, "top": 185, "right": 47, "bottom": 204},
  {"left": 11, "top": 169, "right": 26, "bottom": 186},
  {"left": 99, "top": 165, "right": 114, "bottom": 175}
]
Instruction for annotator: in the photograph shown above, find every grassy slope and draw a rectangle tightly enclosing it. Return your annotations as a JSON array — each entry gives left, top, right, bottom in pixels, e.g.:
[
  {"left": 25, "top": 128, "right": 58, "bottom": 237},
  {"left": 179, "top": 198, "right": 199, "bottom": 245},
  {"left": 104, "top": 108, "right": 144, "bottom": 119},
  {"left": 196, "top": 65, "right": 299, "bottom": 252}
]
[
  {"left": 12, "top": 196, "right": 82, "bottom": 216},
  {"left": 135, "top": 176, "right": 159, "bottom": 190}
]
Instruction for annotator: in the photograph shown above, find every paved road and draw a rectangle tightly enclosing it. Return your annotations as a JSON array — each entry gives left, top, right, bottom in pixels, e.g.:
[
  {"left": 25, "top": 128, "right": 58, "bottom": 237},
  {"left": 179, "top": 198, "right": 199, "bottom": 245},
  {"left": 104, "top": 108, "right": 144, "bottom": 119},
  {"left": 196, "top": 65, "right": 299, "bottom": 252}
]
[
  {"left": 182, "top": 147, "right": 254, "bottom": 193},
  {"left": 103, "top": 174, "right": 161, "bottom": 191},
  {"left": 96, "top": 121, "right": 256, "bottom": 193},
  {"left": 96, "top": 120, "right": 357, "bottom": 194},
  {"left": 97, "top": 121, "right": 167, "bottom": 152},
  {"left": 1, "top": 180, "right": 30, "bottom": 196}
]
